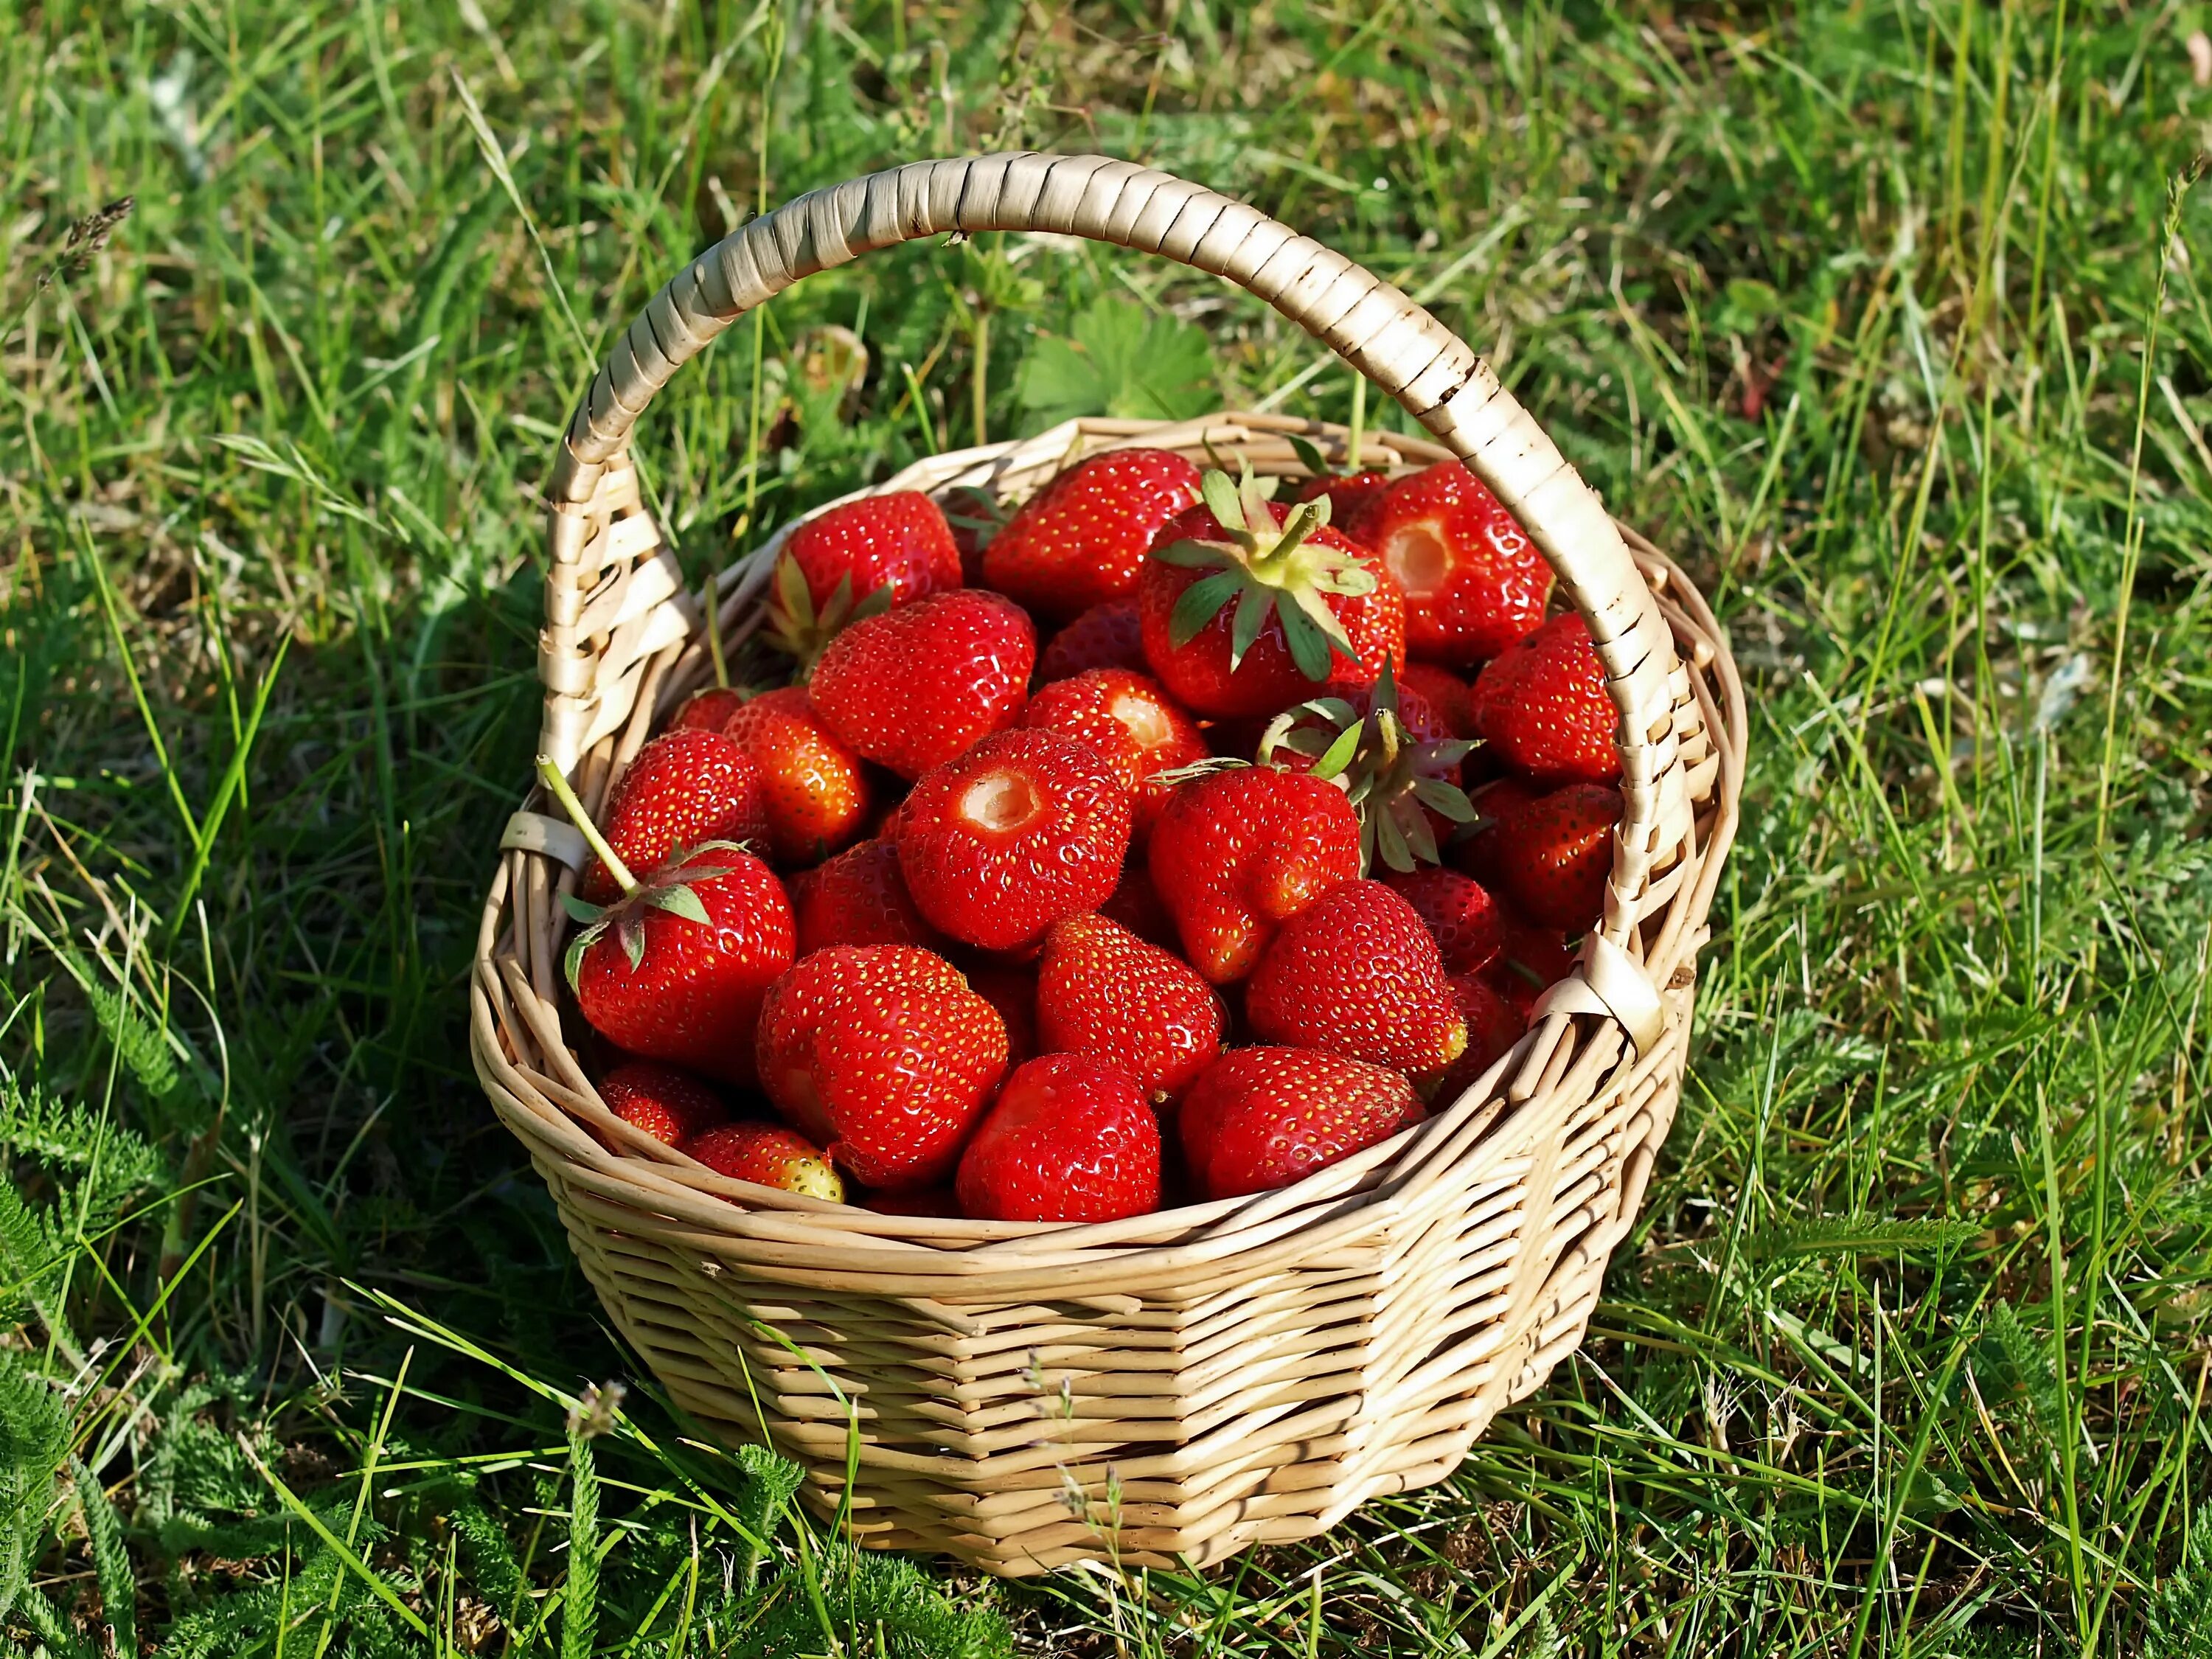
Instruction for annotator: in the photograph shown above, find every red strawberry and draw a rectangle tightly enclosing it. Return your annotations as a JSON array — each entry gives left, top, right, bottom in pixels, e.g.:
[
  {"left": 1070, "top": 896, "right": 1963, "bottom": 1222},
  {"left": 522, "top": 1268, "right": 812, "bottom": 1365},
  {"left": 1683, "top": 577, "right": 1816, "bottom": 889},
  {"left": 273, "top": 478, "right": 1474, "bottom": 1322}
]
[
  {"left": 964, "top": 962, "right": 1039, "bottom": 1065},
  {"left": 1098, "top": 861, "right": 1178, "bottom": 950},
  {"left": 1138, "top": 469, "right": 1406, "bottom": 718},
  {"left": 1398, "top": 662, "right": 1474, "bottom": 739},
  {"left": 683, "top": 1120, "right": 845, "bottom": 1201},
  {"left": 579, "top": 730, "right": 771, "bottom": 905},
  {"left": 670, "top": 686, "right": 745, "bottom": 733},
  {"left": 767, "top": 491, "right": 962, "bottom": 665},
  {"left": 1256, "top": 666, "right": 1475, "bottom": 872},
  {"left": 720, "top": 686, "right": 872, "bottom": 864},
  {"left": 984, "top": 448, "right": 1201, "bottom": 622},
  {"left": 788, "top": 839, "right": 941, "bottom": 956},
  {"left": 1450, "top": 776, "right": 1542, "bottom": 888},
  {"left": 1180, "top": 1046, "right": 1425, "bottom": 1200},
  {"left": 955, "top": 1054, "right": 1163, "bottom": 1222},
  {"left": 1295, "top": 469, "right": 1391, "bottom": 527},
  {"left": 1146, "top": 765, "right": 1363, "bottom": 984},
  {"left": 895, "top": 730, "right": 1133, "bottom": 952},
  {"left": 807, "top": 590, "right": 1037, "bottom": 780},
  {"left": 599, "top": 1061, "right": 728, "bottom": 1147},
  {"left": 1037, "top": 914, "right": 1223, "bottom": 1104},
  {"left": 1435, "top": 972, "right": 1527, "bottom": 1099},
  {"left": 1348, "top": 462, "right": 1551, "bottom": 665},
  {"left": 1245, "top": 880, "right": 1469, "bottom": 1072},
  {"left": 1037, "top": 600, "right": 1147, "bottom": 684},
  {"left": 1489, "top": 914, "right": 1577, "bottom": 1014},
  {"left": 1382, "top": 866, "right": 1506, "bottom": 975},
  {"left": 1017, "top": 668, "right": 1207, "bottom": 837},
  {"left": 756, "top": 945, "right": 1008, "bottom": 1191},
  {"left": 1490, "top": 782, "right": 1621, "bottom": 931},
  {"left": 940, "top": 484, "right": 1009, "bottom": 585},
  {"left": 1467, "top": 613, "right": 1621, "bottom": 784}
]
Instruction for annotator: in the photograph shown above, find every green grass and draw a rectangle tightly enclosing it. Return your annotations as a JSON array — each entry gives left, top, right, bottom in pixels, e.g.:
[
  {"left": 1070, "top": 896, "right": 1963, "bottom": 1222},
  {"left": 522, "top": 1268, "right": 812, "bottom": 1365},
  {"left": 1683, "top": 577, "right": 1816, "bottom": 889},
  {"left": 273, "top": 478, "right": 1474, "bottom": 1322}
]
[{"left": 3, "top": 0, "right": 2210, "bottom": 1652}]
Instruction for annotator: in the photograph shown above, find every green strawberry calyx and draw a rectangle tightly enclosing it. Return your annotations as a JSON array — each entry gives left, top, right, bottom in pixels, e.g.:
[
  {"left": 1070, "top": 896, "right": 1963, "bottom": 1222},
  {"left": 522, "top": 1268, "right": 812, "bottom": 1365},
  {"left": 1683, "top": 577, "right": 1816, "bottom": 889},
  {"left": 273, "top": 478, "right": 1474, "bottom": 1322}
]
[
  {"left": 765, "top": 552, "right": 895, "bottom": 675},
  {"left": 1152, "top": 464, "right": 1377, "bottom": 682},
  {"left": 1256, "top": 662, "right": 1477, "bottom": 873}
]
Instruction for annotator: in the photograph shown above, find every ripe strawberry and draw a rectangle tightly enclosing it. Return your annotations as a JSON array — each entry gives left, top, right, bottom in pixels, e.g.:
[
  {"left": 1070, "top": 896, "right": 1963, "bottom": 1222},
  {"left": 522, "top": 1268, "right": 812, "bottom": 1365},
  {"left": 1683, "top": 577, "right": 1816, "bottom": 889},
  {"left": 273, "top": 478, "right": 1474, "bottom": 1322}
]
[
  {"left": 670, "top": 686, "right": 745, "bottom": 733},
  {"left": 954, "top": 1054, "right": 1163, "bottom": 1222},
  {"left": 1017, "top": 668, "right": 1207, "bottom": 837},
  {"left": 895, "top": 730, "right": 1133, "bottom": 952},
  {"left": 1037, "top": 600, "right": 1147, "bottom": 684},
  {"left": 964, "top": 962, "right": 1039, "bottom": 1065},
  {"left": 1180, "top": 1046, "right": 1425, "bottom": 1200},
  {"left": 683, "top": 1120, "right": 845, "bottom": 1201},
  {"left": 579, "top": 730, "right": 771, "bottom": 905},
  {"left": 1434, "top": 972, "right": 1527, "bottom": 1099},
  {"left": 1295, "top": 468, "right": 1391, "bottom": 527},
  {"left": 983, "top": 448, "right": 1201, "bottom": 622},
  {"left": 1347, "top": 462, "right": 1551, "bottom": 665},
  {"left": 1398, "top": 662, "right": 1474, "bottom": 739},
  {"left": 599, "top": 1060, "right": 728, "bottom": 1147},
  {"left": 756, "top": 945, "right": 1008, "bottom": 1191},
  {"left": 1382, "top": 865, "right": 1506, "bottom": 974},
  {"left": 1450, "top": 776, "right": 1543, "bottom": 889},
  {"left": 1246, "top": 880, "right": 1469, "bottom": 1073},
  {"left": 1037, "top": 914, "right": 1223, "bottom": 1104},
  {"left": 767, "top": 491, "right": 962, "bottom": 666},
  {"left": 807, "top": 590, "right": 1037, "bottom": 780},
  {"left": 1256, "top": 666, "right": 1475, "bottom": 872},
  {"left": 940, "top": 484, "right": 1009, "bottom": 585},
  {"left": 1098, "top": 861, "right": 1178, "bottom": 950},
  {"left": 1138, "top": 469, "right": 1406, "bottom": 718},
  {"left": 720, "top": 686, "right": 872, "bottom": 863},
  {"left": 1490, "top": 782, "right": 1621, "bottom": 931},
  {"left": 1146, "top": 765, "right": 1363, "bottom": 984},
  {"left": 788, "top": 839, "right": 941, "bottom": 956},
  {"left": 1490, "top": 913, "right": 1577, "bottom": 1014},
  {"left": 1467, "top": 613, "right": 1621, "bottom": 784}
]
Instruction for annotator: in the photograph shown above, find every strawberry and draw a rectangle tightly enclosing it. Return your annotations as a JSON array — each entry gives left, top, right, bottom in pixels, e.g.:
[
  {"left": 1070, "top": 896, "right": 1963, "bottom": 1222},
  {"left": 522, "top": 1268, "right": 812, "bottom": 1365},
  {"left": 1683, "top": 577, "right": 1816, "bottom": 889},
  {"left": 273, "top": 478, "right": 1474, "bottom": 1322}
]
[
  {"left": 954, "top": 1054, "right": 1163, "bottom": 1222},
  {"left": 1017, "top": 667, "right": 1207, "bottom": 837},
  {"left": 1180, "top": 1046, "right": 1425, "bottom": 1200},
  {"left": 683, "top": 1120, "right": 845, "bottom": 1201},
  {"left": 895, "top": 730, "right": 1133, "bottom": 952},
  {"left": 1036, "top": 913, "right": 1223, "bottom": 1104},
  {"left": 1097, "top": 861, "right": 1178, "bottom": 950},
  {"left": 1489, "top": 782, "right": 1621, "bottom": 931},
  {"left": 1138, "top": 468, "right": 1406, "bottom": 718},
  {"left": 720, "top": 686, "right": 872, "bottom": 864},
  {"left": 964, "top": 962, "right": 1039, "bottom": 1066},
  {"left": 599, "top": 1060, "right": 728, "bottom": 1147},
  {"left": 788, "top": 839, "right": 941, "bottom": 956},
  {"left": 1467, "top": 613, "right": 1621, "bottom": 784},
  {"left": 1398, "top": 662, "right": 1474, "bottom": 739},
  {"left": 1450, "top": 776, "right": 1543, "bottom": 889},
  {"left": 766, "top": 490, "right": 962, "bottom": 667},
  {"left": 807, "top": 589, "right": 1037, "bottom": 780},
  {"left": 1382, "top": 865, "right": 1506, "bottom": 975},
  {"left": 1146, "top": 765, "right": 1363, "bottom": 984},
  {"left": 1037, "top": 600, "right": 1147, "bottom": 684},
  {"left": 1490, "top": 914, "right": 1577, "bottom": 1014},
  {"left": 1434, "top": 972, "right": 1527, "bottom": 1098},
  {"left": 983, "top": 448, "right": 1201, "bottom": 622},
  {"left": 1245, "top": 880, "right": 1469, "bottom": 1072},
  {"left": 578, "top": 729, "right": 771, "bottom": 905},
  {"left": 1295, "top": 469, "right": 1391, "bottom": 527},
  {"left": 940, "top": 484, "right": 1009, "bottom": 586},
  {"left": 670, "top": 686, "right": 745, "bottom": 733},
  {"left": 543, "top": 754, "right": 795, "bottom": 1088},
  {"left": 1347, "top": 461, "right": 1551, "bottom": 665},
  {"left": 756, "top": 945, "right": 1008, "bottom": 1191}
]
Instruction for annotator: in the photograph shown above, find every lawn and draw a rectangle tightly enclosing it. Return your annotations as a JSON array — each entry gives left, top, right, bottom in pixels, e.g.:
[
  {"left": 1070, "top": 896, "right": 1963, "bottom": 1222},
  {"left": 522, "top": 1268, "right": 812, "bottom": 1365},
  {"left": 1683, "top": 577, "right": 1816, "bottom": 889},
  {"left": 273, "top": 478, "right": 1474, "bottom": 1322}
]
[{"left": 4, "top": 0, "right": 2211, "bottom": 1653}]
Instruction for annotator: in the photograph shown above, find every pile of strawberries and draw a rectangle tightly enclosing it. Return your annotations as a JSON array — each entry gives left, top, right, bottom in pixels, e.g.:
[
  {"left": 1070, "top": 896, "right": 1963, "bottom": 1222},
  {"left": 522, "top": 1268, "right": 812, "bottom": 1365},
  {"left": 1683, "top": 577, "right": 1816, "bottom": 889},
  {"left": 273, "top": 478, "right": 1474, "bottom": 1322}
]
[{"left": 547, "top": 442, "right": 1624, "bottom": 1224}]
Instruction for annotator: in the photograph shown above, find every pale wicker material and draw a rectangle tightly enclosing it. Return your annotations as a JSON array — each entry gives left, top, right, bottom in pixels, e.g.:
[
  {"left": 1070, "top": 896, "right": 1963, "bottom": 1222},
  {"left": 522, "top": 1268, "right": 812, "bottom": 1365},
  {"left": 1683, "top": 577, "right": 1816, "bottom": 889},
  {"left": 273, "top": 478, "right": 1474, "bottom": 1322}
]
[{"left": 471, "top": 155, "right": 1745, "bottom": 1575}]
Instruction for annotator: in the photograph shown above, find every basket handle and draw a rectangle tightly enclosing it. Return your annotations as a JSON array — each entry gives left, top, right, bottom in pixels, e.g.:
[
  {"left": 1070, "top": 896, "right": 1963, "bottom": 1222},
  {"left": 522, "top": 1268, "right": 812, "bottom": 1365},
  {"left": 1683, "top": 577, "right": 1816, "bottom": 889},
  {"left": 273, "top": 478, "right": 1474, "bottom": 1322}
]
[{"left": 538, "top": 153, "right": 1680, "bottom": 1048}]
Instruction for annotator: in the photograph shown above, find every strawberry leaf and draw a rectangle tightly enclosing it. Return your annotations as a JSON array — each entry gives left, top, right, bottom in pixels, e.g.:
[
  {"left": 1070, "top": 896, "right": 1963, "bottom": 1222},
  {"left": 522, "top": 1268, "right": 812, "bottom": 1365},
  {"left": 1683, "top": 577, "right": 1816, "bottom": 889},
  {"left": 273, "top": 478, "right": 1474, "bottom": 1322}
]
[
  {"left": 850, "top": 582, "right": 896, "bottom": 624},
  {"left": 1228, "top": 584, "right": 1273, "bottom": 669},
  {"left": 563, "top": 931, "right": 593, "bottom": 992},
  {"left": 1375, "top": 804, "right": 1416, "bottom": 873},
  {"left": 1288, "top": 584, "right": 1358, "bottom": 658},
  {"left": 1150, "top": 538, "right": 1235, "bottom": 570},
  {"left": 1200, "top": 470, "right": 1248, "bottom": 535},
  {"left": 1309, "top": 719, "right": 1366, "bottom": 782},
  {"left": 618, "top": 913, "right": 647, "bottom": 972},
  {"left": 561, "top": 894, "right": 608, "bottom": 925},
  {"left": 1275, "top": 601, "right": 1335, "bottom": 682},
  {"left": 1288, "top": 433, "right": 1329, "bottom": 477},
  {"left": 1397, "top": 800, "right": 1441, "bottom": 866},
  {"left": 773, "top": 554, "right": 814, "bottom": 625},
  {"left": 1413, "top": 777, "right": 1479, "bottom": 822},
  {"left": 644, "top": 883, "right": 711, "bottom": 925},
  {"left": 1169, "top": 570, "right": 1244, "bottom": 647}
]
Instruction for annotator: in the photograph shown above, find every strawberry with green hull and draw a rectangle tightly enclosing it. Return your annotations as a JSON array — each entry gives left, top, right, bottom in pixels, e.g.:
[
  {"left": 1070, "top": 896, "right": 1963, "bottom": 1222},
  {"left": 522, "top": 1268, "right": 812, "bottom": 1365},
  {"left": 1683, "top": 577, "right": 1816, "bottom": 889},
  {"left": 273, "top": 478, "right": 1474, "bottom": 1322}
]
[
  {"left": 756, "top": 945, "right": 1008, "bottom": 1192},
  {"left": 1138, "top": 467, "right": 1407, "bottom": 719},
  {"left": 765, "top": 490, "right": 962, "bottom": 668},
  {"left": 1037, "top": 600, "right": 1146, "bottom": 684},
  {"left": 983, "top": 448, "right": 1201, "bottom": 622},
  {"left": 578, "top": 728, "right": 771, "bottom": 905},
  {"left": 1180, "top": 1046, "right": 1426, "bottom": 1200},
  {"left": 1017, "top": 667, "right": 1207, "bottom": 838},
  {"left": 1489, "top": 782, "right": 1621, "bottom": 931},
  {"left": 720, "top": 686, "right": 872, "bottom": 864},
  {"left": 1467, "top": 612, "right": 1621, "bottom": 785},
  {"left": 1294, "top": 469, "right": 1391, "bottom": 527},
  {"left": 788, "top": 840, "right": 942, "bottom": 956},
  {"left": 895, "top": 729, "right": 1133, "bottom": 953},
  {"left": 1146, "top": 764, "right": 1363, "bottom": 984},
  {"left": 1347, "top": 461, "right": 1551, "bottom": 666},
  {"left": 683, "top": 1121, "right": 845, "bottom": 1201},
  {"left": 599, "top": 1060, "right": 728, "bottom": 1147},
  {"left": 807, "top": 588, "right": 1037, "bottom": 781},
  {"left": 542, "top": 759, "right": 795, "bottom": 1088},
  {"left": 955, "top": 1054, "right": 1163, "bottom": 1222},
  {"left": 1245, "top": 879, "right": 1468, "bottom": 1073},
  {"left": 1037, "top": 913, "right": 1223, "bottom": 1105}
]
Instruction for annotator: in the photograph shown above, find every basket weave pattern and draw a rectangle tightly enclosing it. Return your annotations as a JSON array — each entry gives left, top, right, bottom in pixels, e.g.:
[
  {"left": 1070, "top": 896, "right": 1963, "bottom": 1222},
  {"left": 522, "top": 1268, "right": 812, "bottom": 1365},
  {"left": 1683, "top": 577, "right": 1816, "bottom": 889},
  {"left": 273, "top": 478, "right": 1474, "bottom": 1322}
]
[{"left": 470, "top": 155, "right": 1745, "bottom": 1574}]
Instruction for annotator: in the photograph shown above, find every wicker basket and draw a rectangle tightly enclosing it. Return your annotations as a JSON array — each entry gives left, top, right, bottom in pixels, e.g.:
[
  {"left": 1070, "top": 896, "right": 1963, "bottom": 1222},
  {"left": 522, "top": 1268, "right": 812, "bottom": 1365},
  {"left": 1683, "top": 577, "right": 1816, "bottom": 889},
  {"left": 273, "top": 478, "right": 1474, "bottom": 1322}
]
[{"left": 470, "top": 154, "right": 1745, "bottom": 1576}]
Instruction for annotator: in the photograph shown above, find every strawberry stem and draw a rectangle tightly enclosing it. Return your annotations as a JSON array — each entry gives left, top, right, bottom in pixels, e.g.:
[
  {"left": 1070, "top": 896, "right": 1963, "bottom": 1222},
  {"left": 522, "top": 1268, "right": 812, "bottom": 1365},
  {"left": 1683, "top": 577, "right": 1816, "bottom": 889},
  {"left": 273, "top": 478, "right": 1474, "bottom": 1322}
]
[{"left": 536, "top": 754, "right": 641, "bottom": 897}]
